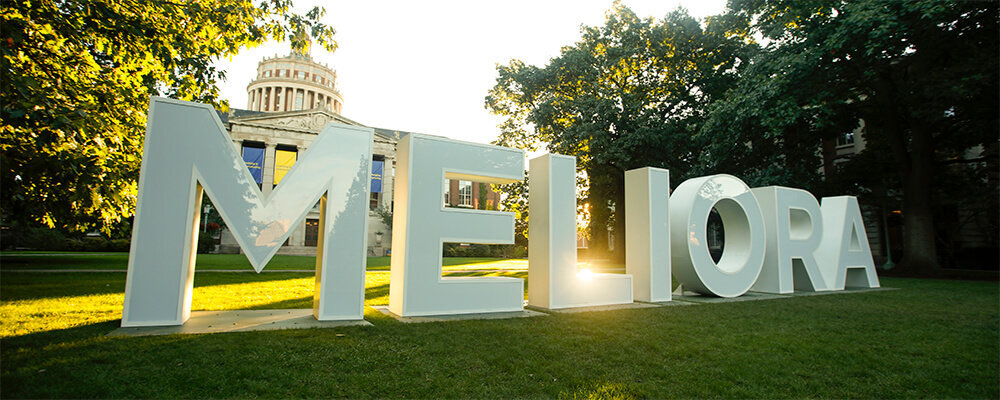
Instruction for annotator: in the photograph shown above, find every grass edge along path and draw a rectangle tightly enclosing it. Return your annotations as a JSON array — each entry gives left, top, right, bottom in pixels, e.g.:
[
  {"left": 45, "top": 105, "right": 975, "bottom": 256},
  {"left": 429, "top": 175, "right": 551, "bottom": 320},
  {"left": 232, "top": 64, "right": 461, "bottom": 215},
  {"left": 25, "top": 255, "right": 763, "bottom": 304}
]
[{"left": 1, "top": 269, "right": 997, "bottom": 399}]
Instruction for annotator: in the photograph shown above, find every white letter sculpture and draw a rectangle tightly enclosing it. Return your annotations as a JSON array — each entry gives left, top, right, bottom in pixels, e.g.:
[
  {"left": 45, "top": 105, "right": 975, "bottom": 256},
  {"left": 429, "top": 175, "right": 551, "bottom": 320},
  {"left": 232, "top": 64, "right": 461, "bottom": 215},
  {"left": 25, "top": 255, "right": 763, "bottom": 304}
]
[
  {"left": 750, "top": 186, "right": 829, "bottom": 293},
  {"left": 625, "top": 167, "right": 672, "bottom": 302},
  {"left": 670, "top": 174, "right": 766, "bottom": 298},
  {"left": 122, "top": 98, "right": 372, "bottom": 327},
  {"left": 528, "top": 154, "right": 633, "bottom": 309},
  {"left": 816, "top": 196, "right": 881, "bottom": 290},
  {"left": 388, "top": 134, "right": 524, "bottom": 317}
]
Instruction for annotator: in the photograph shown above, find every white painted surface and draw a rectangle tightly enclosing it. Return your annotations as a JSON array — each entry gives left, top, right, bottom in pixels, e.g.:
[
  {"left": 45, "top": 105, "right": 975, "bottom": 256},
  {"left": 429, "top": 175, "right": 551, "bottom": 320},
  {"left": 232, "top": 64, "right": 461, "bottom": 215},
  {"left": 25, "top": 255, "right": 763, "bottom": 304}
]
[
  {"left": 528, "top": 154, "right": 632, "bottom": 309},
  {"left": 387, "top": 134, "right": 524, "bottom": 317},
  {"left": 123, "top": 98, "right": 372, "bottom": 327},
  {"left": 669, "top": 174, "right": 765, "bottom": 298},
  {"left": 817, "top": 196, "right": 881, "bottom": 290},
  {"left": 625, "top": 167, "right": 672, "bottom": 302},
  {"left": 750, "top": 186, "right": 829, "bottom": 293}
]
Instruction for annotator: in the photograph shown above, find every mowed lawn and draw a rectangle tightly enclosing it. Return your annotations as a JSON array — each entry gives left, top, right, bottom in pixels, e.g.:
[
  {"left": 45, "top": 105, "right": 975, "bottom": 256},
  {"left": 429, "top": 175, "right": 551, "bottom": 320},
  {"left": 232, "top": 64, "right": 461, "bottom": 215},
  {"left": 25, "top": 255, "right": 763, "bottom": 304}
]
[
  {"left": 0, "top": 255, "right": 997, "bottom": 398},
  {"left": 0, "top": 252, "right": 531, "bottom": 272}
]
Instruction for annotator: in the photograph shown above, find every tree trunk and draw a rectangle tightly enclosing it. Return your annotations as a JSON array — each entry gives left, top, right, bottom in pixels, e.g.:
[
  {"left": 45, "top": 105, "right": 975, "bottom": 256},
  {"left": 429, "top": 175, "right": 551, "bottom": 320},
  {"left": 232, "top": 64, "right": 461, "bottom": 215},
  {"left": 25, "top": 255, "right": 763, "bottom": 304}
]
[
  {"left": 587, "top": 164, "right": 610, "bottom": 261},
  {"left": 871, "top": 73, "right": 940, "bottom": 274},
  {"left": 611, "top": 174, "right": 626, "bottom": 263},
  {"left": 587, "top": 193, "right": 609, "bottom": 261},
  {"left": 898, "top": 124, "right": 939, "bottom": 273}
]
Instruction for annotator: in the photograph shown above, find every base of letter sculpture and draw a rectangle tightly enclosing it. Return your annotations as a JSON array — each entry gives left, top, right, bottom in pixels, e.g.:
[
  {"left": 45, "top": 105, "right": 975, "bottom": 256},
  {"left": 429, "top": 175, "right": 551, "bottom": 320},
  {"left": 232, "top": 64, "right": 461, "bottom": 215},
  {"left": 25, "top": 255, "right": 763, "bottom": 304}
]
[
  {"left": 387, "top": 134, "right": 525, "bottom": 317},
  {"left": 625, "top": 167, "right": 672, "bottom": 302},
  {"left": 669, "top": 174, "right": 766, "bottom": 298},
  {"left": 122, "top": 98, "right": 372, "bottom": 327},
  {"left": 750, "top": 186, "right": 829, "bottom": 293},
  {"left": 817, "top": 196, "right": 881, "bottom": 290},
  {"left": 528, "top": 154, "right": 633, "bottom": 309},
  {"left": 122, "top": 99, "right": 884, "bottom": 327}
]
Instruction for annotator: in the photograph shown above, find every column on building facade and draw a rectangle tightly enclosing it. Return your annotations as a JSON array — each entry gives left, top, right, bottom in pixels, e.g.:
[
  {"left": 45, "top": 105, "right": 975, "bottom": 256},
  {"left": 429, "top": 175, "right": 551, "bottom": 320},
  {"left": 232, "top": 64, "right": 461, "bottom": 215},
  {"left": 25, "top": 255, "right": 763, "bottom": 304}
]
[
  {"left": 256, "top": 88, "right": 263, "bottom": 111},
  {"left": 274, "top": 86, "right": 281, "bottom": 112},
  {"left": 267, "top": 87, "right": 273, "bottom": 111},
  {"left": 382, "top": 156, "right": 394, "bottom": 210},
  {"left": 275, "top": 86, "right": 283, "bottom": 112},
  {"left": 281, "top": 86, "right": 288, "bottom": 111},
  {"left": 247, "top": 90, "right": 254, "bottom": 110},
  {"left": 262, "top": 142, "right": 277, "bottom": 197}
]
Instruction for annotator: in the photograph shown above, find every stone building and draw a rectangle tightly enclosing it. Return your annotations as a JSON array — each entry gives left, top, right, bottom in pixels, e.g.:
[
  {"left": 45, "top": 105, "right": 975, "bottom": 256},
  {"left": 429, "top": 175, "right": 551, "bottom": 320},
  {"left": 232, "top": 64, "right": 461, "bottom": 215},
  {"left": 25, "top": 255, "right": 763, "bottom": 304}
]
[
  {"left": 215, "top": 46, "right": 502, "bottom": 257},
  {"left": 216, "top": 47, "right": 400, "bottom": 256},
  {"left": 245, "top": 51, "right": 344, "bottom": 114},
  {"left": 822, "top": 122, "right": 998, "bottom": 268}
]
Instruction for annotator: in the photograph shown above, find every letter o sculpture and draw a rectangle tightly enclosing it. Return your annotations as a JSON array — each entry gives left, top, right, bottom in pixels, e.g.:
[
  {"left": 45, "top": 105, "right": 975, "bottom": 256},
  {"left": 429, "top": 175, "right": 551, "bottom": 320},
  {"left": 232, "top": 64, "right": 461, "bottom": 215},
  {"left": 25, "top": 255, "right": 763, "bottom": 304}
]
[{"left": 669, "top": 174, "right": 766, "bottom": 297}]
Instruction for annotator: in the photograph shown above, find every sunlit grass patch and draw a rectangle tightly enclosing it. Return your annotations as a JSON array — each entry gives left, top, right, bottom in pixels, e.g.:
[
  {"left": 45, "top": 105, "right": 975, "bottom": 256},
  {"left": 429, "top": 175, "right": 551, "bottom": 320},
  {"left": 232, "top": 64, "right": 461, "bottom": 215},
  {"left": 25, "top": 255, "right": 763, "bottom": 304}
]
[
  {"left": 0, "top": 253, "right": 530, "bottom": 272},
  {"left": 1, "top": 267, "right": 997, "bottom": 398},
  {"left": 0, "top": 270, "right": 531, "bottom": 338},
  {"left": 0, "top": 291, "right": 123, "bottom": 338}
]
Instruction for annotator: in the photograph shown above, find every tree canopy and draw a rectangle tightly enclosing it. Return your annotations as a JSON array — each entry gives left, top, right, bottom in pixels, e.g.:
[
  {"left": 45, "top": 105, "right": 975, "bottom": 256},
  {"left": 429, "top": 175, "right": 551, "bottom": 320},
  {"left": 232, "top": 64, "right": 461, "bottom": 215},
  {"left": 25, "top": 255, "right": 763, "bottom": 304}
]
[
  {"left": 1, "top": 0, "right": 335, "bottom": 235},
  {"left": 489, "top": 0, "right": 998, "bottom": 271},
  {"left": 487, "top": 5, "right": 753, "bottom": 259},
  {"left": 710, "top": 0, "right": 999, "bottom": 271}
]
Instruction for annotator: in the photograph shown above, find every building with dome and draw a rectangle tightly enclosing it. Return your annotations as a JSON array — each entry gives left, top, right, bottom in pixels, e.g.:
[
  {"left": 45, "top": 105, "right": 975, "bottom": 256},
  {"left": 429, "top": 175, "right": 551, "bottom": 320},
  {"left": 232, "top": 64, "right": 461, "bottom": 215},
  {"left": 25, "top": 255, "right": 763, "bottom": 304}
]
[
  {"left": 214, "top": 46, "right": 499, "bottom": 257},
  {"left": 215, "top": 46, "right": 399, "bottom": 256},
  {"left": 245, "top": 50, "right": 344, "bottom": 114}
]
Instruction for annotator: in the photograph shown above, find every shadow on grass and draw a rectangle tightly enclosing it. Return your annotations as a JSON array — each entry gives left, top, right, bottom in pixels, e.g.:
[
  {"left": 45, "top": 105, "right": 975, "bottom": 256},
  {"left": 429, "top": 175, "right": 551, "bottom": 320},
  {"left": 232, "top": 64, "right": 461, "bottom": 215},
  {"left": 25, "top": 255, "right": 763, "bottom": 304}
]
[
  {"left": 2, "top": 277, "right": 998, "bottom": 399},
  {"left": 0, "top": 272, "right": 128, "bottom": 301}
]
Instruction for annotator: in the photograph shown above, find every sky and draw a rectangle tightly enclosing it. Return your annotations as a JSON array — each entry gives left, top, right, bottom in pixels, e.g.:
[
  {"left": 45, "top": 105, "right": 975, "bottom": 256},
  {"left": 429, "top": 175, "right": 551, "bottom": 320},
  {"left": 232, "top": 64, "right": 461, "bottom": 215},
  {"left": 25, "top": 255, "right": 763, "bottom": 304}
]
[{"left": 216, "top": 0, "right": 727, "bottom": 145}]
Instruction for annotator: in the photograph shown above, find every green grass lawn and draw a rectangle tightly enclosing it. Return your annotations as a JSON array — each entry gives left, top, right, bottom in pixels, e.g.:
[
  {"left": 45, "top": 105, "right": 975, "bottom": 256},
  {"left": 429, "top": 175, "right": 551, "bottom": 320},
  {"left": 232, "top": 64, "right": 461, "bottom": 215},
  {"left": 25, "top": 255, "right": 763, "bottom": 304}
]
[
  {"left": 0, "top": 252, "right": 531, "bottom": 271},
  {"left": 1, "top": 264, "right": 997, "bottom": 398}
]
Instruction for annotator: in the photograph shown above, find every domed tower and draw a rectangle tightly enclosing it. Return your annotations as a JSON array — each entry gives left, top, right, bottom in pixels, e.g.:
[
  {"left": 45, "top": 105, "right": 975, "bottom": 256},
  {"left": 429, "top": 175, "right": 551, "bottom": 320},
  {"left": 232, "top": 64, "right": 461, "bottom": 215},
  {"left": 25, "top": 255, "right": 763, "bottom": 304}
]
[{"left": 245, "top": 40, "right": 343, "bottom": 114}]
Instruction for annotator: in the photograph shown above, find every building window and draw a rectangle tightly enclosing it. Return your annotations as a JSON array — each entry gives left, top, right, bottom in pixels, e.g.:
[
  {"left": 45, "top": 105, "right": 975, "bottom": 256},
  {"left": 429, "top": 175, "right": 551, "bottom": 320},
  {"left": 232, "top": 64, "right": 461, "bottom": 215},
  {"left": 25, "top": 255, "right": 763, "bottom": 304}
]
[
  {"left": 263, "top": 70, "right": 272, "bottom": 78},
  {"left": 459, "top": 181, "right": 472, "bottom": 207},
  {"left": 295, "top": 91, "right": 304, "bottom": 110},
  {"left": 370, "top": 192, "right": 380, "bottom": 211},
  {"left": 836, "top": 131, "right": 855, "bottom": 147}
]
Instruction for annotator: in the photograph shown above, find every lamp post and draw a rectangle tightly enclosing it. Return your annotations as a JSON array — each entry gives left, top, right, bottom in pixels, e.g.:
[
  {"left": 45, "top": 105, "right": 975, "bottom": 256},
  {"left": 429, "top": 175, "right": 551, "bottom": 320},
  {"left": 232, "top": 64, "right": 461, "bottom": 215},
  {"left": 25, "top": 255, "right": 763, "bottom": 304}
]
[
  {"left": 881, "top": 207, "right": 895, "bottom": 270},
  {"left": 202, "top": 203, "right": 212, "bottom": 232}
]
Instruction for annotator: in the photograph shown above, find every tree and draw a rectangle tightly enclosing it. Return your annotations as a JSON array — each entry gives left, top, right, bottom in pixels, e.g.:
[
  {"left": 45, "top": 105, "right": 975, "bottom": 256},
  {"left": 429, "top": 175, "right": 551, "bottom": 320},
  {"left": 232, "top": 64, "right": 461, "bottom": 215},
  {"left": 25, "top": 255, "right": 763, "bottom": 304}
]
[
  {"left": 1, "top": 0, "right": 335, "bottom": 235},
  {"left": 494, "top": 176, "right": 529, "bottom": 249},
  {"left": 487, "top": 4, "right": 751, "bottom": 260},
  {"left": 711, "top": 0, "right": 999, "bottom": 272}
]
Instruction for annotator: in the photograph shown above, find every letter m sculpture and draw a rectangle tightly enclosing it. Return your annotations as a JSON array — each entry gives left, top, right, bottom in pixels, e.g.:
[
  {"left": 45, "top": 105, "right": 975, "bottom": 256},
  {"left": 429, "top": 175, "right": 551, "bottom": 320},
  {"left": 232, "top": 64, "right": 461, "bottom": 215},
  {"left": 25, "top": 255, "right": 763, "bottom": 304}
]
[{"left": 122, "top": 98, "right": 373, "bottom": 327}]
